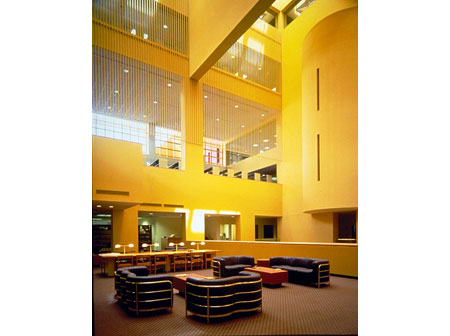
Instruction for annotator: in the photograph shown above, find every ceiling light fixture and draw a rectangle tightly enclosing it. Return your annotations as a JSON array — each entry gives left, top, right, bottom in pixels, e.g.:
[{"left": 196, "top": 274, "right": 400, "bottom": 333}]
[
  {"left": 143, "top": 115, "right": 146, "bottom": 118},
  {"left": 167, "top": 83, "right": 172, "bottom": 87},
  {"left": 241, "top": 125, "right": 245, "bottom": 128},
  {"left": 163, "top": 24, "right": 168, "bottom": 29},
  {"left": 204, "top": 95, "right": 208, "bottom": 99},
  {"left": 153, "top": 100, "right": 158, "bottom": 104},
  {"left": 216, "top": 118, "right": 220, "bottom": 121},
  {"left": 96, "top": 205, "right": 101, "bottom": 208},
  {"left": 264, "top": 146, "right": 270, "bottom": 150},
  {"left": 109, "top": 205, "right": 114, "bottom": 208},
  {"left": 263, "top": 139, "right": 269, "bottom": 142},
  {"left": 124, "top": 69, "right": 129, "bottom": 73},
  {"left": 258, "top": 67, "right": 262, "bottom": 71},
  {"left": 131, "top": 29, "right": 136, "bottom": 35},
  {"left": 143, "top": 33, "right": 148, "bottom": 39},
  {"left": 107, "top": 106, "right": 111, "bottom": 109},
  {"left": 261, "top": 114, "right": 265, "bottom": 117},
  {"left": 231, "top": 55, "right": 235, "bottom": 59},
  {"left": 234, "top": 105, "right": 238, "bottom": 108},
  {"left": 243, "top": 74, "right": 247, "bottom": 79},
  {"left": 114, "top": 90, "right": 119, "bottom": 94},
  {"left": 235, "top": 72, "right": 239, "bottom": 76},
  {"left": 272, "top": 87, "right": 276, "bottom": 91},
  {"left": 253, "top": 144, "right": 258, "bottom": 147}
]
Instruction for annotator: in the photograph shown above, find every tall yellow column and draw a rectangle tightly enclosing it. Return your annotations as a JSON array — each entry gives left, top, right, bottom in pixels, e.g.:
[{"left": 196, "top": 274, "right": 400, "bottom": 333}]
[
  {"left": 112, "top": 207, "right": 139, "bottom": 253},
  {"left": 181, "top": 78, "right": 204, "bottom": 173}
]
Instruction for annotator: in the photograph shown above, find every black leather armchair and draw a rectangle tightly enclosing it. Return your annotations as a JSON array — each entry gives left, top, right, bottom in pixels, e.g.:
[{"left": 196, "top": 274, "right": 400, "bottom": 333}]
[
  {"left": 212, "top": 255, "right": 255, "bottom": 277},
  {"left": 186, "top": 271, "right": 262, "bottom": 323},
  {"left": 115, "top": 266, "right": 173, "bottom": 315},
  {"left": 269, "top": 256, "right": 330, "bottom": 287}
]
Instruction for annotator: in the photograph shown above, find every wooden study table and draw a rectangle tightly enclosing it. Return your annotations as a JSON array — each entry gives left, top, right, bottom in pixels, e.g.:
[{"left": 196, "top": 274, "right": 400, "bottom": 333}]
[{"left": 98, "top": 249, "right": 220, "bottom": 276}]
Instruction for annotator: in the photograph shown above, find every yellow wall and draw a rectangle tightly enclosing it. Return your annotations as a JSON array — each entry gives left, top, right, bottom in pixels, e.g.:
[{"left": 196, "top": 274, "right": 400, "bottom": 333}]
[
  {"left": 302, "top": 7, "right": 358, "bottom": 211},
  {"left": 278, "top": 0, "right": 358, "bottom": 242},
  {"left": 203, "top": 241, "right": 358, "bottom": 277},
  {"left": 93, "top": 136, "right": 282, "bottom": 244}
]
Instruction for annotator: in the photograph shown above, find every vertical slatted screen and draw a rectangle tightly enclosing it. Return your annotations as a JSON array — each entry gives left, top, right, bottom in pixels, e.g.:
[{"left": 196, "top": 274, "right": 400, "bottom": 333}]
[
  {"left": 202, "top": 85, "right": 280, "bottom": 167},
  {"left": 92, "top": 0, "right": 188, "bottom": 166},
  {"left": 214, "top": 39, "right": 281, "bottom": 92}
]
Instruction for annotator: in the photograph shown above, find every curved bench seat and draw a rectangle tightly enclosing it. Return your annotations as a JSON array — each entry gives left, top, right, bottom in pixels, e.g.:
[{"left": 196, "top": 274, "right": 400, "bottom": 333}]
[
  {"left": 186, "top": 271, "right": 262, "bottom": 323},
  {"left": 115, "top": 266, "right": 173, "bottom": 316},
  {"left": 212, "top": 255, "right": 255, "bottom": 277}
]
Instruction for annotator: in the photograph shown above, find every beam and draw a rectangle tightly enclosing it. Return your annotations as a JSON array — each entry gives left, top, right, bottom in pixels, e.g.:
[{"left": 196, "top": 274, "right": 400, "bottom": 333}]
[{"left": 189, "top": 0, "right": 274, "bottom": 81}]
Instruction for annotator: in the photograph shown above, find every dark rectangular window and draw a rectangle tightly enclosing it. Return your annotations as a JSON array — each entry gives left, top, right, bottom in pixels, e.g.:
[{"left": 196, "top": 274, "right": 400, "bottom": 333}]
[
  {"left": 317, "top": 68, "right": 320, "bottom": 111},
  {"left": 317, "top": 134, "right": 320, "bottom": 181}
]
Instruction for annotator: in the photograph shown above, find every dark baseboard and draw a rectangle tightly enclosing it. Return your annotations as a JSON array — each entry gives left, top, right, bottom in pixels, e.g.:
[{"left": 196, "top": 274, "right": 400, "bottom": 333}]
[{"left": 331, "top": 273, "right": 358, "bottom": 280}]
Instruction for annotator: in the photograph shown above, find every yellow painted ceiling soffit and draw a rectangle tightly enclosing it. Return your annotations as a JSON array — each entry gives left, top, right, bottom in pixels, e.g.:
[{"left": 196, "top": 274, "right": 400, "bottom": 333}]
[{"left": 189, "top": 0, "right": 275, "bottom": 81}]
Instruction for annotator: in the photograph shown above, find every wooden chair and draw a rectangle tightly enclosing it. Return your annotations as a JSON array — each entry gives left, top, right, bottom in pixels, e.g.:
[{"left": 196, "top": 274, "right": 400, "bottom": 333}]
[
  {"left": 135, "top": 255, "right": 153, "bottom": 273},
  {"left": 115, "top": 255, "right": 134, "bottom": 270},
  {"left": 204, "top": 252, "right": 214, "bottom": 269},
  {"left": 154, "top": 254, "right": 168, "bottom": 274},
  {"left": 171, "top": 252, "right": 187, "bottom": 272},
  {"left": 188, "top": 252, "right": 204, "bottom": 270}
]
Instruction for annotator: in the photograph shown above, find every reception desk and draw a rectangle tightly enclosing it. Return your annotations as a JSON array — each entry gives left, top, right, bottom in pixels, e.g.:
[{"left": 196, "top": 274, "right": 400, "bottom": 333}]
[{"left": 98, "top": 250, "right": 220, "bottom": 276}]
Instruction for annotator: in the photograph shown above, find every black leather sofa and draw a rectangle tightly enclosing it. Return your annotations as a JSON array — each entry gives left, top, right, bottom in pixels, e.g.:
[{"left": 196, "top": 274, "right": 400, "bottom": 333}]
[
  {"left": 269, "top": 256, "right": 330, "bottom": 287},
  {"left": 115, "top": 266, "right": 173, "bottom": 315},
  {"left": 212, "top": 255, "right": 255, "bottom": 277},
  {"left": 186, "top": 271, "right": 262, "bottom": 323}
]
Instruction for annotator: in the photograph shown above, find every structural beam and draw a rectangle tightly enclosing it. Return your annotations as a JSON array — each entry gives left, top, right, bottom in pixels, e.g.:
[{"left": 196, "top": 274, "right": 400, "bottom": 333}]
[{"left": 189, "top": 0, "right": 274, "bottom": 80}]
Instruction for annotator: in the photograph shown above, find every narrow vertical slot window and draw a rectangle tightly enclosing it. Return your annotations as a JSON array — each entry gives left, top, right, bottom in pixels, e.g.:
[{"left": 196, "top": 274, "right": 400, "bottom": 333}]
[
  {"left": 317, "top": 134, "right": 320, "bottom": 181},
  {"left": 316, "top": 68, "right": 320, "bottom": 111}
]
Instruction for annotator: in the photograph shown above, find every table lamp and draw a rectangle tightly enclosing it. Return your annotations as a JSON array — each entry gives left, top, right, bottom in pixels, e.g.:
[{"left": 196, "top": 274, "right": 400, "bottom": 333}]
[
  {"left": 115, "top": 243, "right": 134, "bottom": 254},
  {"left": 190, "top": 241, "right": 205, "bottom": 250},
  {"left": 169, "top": 242, "right": 184, "bottom": 251},
  {"left": 142, "top": 242, "right": 159, "bottom": 253}
]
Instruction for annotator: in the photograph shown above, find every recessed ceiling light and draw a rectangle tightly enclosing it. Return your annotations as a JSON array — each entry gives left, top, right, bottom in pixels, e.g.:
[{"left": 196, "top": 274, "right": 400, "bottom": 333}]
[
  {"left": 234, "top": 105, "right": 238, "bottom": 108},
  {"left": 264, "top": 146, "right": 270, "bottom": 150},
  {"left": 114, "top": 90, "right": 119, "bottom": 94},
  {"left": 261, "top": 114, "right": 265, "bottom": 117},
  {"left": 272, "top": 87, "right": 276, "bottom": 91},
  {"left": 258, "top": 67, "right": 262, "bottom": 71},
  {"left": 231, "top": 55, "right": 235, "bottom": 59},
  {"left": 124, "top": 69, "right": 129, "bottom": 73},
  {"left": 109, "top": 205, "right": 114, "bottom": 208},
  {"left": 107, "top": 106, "right": 111, "bottom": 109},
  {"left": 96, "top": 205, "right": 101, "bottom": 208},
  {"left": 235, "top": 72, "right": 239, "bottom": 76},
  {"left": 204, "top": 95, "right": 208, "bottom": 98},
  {"left": 167, "top": 83, "right": 172, "bottom": 87},
  {"left": 263, "top": 139, "right": 269, "bottom": 142},
  {"left": 241, "top": 124, "right": 245, "bottom": 128},
  {"left": 153, "top": 100, "right": 158, "bottom": 104},
  {"left": 143, "top": 33, "right": 148, "bottom": 39},
  {"left": 143, "top": 115, "right": 146, "bottom": 118},
  {"left": 216, "top": 118, "right": 220, "bottom": 121},
  {"left": 163, "top": 24, "right": 168, "bottom": 29},
  {"left": 131, "top": 29, "right": 136, "bottom": 35},
  {"left": 243, "top": 74, "right": 247, "bottom": 79},
  {"left": 253, "top": 144, "right": 258, "bottom": 147}
]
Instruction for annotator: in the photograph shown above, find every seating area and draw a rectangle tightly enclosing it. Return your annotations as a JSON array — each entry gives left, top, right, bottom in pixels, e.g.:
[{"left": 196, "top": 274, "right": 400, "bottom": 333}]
[
  {"left": 269, "top": 256, "right": 330, "bottom": 288},
  {"left": 185, "top": 271, "right": 262, "bottom": 323},
  {"left": 115, "top": 266, "right": 173, "bottom": 316},
  {"left": 212, "top": 255, "right": 255, "bottom": 277}
]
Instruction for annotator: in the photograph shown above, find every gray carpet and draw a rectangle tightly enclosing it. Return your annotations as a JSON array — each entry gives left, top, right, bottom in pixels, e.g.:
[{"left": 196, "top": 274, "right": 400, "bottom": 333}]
[{"left": 93, "top": 268, "right": 357, "bottom": 335}]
